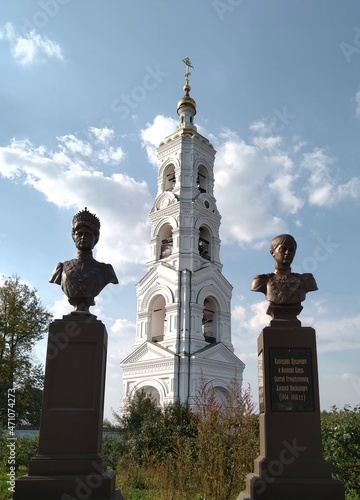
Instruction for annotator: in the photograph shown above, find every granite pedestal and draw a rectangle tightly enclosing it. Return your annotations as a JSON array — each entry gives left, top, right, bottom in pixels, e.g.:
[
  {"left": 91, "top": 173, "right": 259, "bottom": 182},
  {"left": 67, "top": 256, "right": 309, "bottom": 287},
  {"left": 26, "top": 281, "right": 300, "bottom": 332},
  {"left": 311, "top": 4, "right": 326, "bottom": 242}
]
[
  {"left": 238, "top": 325, "right": 344, "bottom": 500},
  {"left": 14, "top": 314, "right": 123, "bottom": 500}
]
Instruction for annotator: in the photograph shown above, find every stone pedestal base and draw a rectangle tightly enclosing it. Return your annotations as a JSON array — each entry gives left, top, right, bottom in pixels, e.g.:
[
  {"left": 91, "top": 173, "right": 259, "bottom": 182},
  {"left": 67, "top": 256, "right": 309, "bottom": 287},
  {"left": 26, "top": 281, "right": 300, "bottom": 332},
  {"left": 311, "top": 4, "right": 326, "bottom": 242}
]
[
  {"left": 238, "top": 326, "right": 344, "bottom": 500},
  {"left": 14, "top": 471, "right": 123, "bottom": 500},
  {"left": 238, "top": 475, "right": 344, "bottom": 500},
  {"left": 14, "top": 315, "right": 123, "bottom": 500}
]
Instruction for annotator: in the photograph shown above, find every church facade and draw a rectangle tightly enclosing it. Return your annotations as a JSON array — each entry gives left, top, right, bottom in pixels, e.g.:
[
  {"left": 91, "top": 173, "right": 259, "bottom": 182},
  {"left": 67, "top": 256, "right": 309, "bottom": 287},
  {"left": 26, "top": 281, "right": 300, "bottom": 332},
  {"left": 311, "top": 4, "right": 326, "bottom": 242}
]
[{"left": 121, "top": 60, "right": 245, "bottom": 407}]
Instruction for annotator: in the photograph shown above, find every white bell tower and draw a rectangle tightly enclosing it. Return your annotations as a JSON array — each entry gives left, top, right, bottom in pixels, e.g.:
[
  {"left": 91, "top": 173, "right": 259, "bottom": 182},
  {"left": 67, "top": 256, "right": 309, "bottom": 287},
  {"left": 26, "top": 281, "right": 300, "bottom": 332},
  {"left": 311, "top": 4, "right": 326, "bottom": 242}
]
[{"left": 121, "top": 59, "right": 245, "bottom": 407}]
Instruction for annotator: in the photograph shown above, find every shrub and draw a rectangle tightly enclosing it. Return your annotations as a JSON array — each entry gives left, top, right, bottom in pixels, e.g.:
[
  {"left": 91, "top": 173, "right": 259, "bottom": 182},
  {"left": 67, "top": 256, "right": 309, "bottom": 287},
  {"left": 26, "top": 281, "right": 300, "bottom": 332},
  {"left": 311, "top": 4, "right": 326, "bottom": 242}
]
[
  {"left": 321, "top": 405, "right": 360, "bottom": 497},
  {"left": 115, "top": 379, "right": 259, "bottom": 499}
]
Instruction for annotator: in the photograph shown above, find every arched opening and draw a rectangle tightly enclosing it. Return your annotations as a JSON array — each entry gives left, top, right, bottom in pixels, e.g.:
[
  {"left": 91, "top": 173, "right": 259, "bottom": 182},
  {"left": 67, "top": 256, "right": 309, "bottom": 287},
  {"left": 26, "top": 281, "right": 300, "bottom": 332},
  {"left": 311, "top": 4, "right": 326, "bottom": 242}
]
[
  {"left": 136, "top": 386, "right": 161, "bottom": 406},
  {"left": 202, "top": 297, "right": 217, "bottom": 343},
  {"left": 198, "top": 226, "right": 211, "bottom": 260},
  {"left": 159, "top": 224, "right": 173, "bottom": 259},
  {"left": 214, "top": 387, "right": 229, "bottom": 407},
  {"left": 197, "top": 165, "right": 207, "bottom": 193},
  {"left": 164, "top": 164, "right": 176, "bottom": 192},
  {"left": 150, "top": 295, "right": 166, "bottom": 342}
]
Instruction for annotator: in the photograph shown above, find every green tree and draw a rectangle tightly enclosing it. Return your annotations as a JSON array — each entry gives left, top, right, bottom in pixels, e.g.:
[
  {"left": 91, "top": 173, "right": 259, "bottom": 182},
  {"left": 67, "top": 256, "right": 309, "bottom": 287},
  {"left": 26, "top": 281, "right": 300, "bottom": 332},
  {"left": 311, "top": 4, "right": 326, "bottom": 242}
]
[
  {"left": 0, "top": 275, "right": 52, "bottom": 426},
  {"left": 321, "top": 405, "right": 360, "bottom": 497},
  {"left": 116, "top": 390, "right": 199, "bottom": 465},
  {"left": 101, "top": 436, "right": 124, "bottom": 471},
  {"left": 188, "top": 376, "right": 259, "bottom": 499},
  {"left": 115, "top": 380, "right": 259, "bottom": 499},
  {"left": 116, "top": 390, "right": 164, "bottom": 464},
  {"left": 14, "top": 364, "right": 44, "bottom": 426}
]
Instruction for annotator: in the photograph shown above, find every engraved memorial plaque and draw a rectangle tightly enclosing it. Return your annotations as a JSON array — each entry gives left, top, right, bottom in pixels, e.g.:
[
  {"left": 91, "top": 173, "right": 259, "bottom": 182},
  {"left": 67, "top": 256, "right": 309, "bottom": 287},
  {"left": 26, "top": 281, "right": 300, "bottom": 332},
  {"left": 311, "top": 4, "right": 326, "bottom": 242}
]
[{"left": 270, "top": 348, "right": 314, "bottom": 412}]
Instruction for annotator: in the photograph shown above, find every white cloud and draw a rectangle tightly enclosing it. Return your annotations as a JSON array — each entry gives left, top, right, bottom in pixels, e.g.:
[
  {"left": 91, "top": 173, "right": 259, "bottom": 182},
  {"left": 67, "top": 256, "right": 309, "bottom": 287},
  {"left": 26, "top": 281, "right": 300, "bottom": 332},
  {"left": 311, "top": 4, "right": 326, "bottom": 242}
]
[
  {"left": 232, "top": 299, "right": 269, "bottom": 344},
  {"left": 252, "top": 134, "right": 283, "bottom": 150},
  {"left": 0, "top": 22, "right": 63, "bottom": 65},
  {"left": 249, "top": 118, "right": 273, "bottom": 135},
  {"left": 97, "top": 147, "right": 125, "bottom": 165},
  {"left": 315, "top": 313, "right": 360, "bottom": 352},
  {"left": 49, "top": 295, "right": 69, "bottom": 319},
  {"left": 292, "top": 139, "right": 307, "bottom": 153},
  {"left": 88, "top": 127, "right": 115, "bottom": 144},
  {"left": 336, "top": 177, "right": 360, "bottom": 202},
  {"left": 355, "top": 88, "right": 360, "bottom": 117},
  {"left": 247, "top": 301, "right": 269, "bottom": 330},
  {"left": 213, "top": 132, "right": 298, "bottom": 243},
  {"left": 2, "top": 112, "right": 360, "bottom": 289},
  {"left": 140, "top": 115, "right": 178, "bottom": 166},
  {"left": 105, "top": 317, "right": 137, "bottom": 416},
  {"left": 58, "top": 135, "right": 93, "bottom": 157},
  {"left": 301, "top": 148, "right": 335, "bottom": 185},
  {"left": 214, "top": 131, "right": 360, "bottom": 241},
  {"left": 231, "top": 294, "right": 360, "bottom": 358},
  {"left": 0, "top": 130, "right": 152, "bottom": 284},
  {"left": 301, "top": 148, "right": 360, "bottom": 206},
  {"left": 238, "top": 351, "right": 258, "bottom": 361},
  {"left": 269, "top": 174, "right": 304, "bottom": 214},
  {"left": 232, "top": 305, "right": 247, "bottom": 321},
  {"left": 139, "top": 115, "right": 360, "bottom": 245},
  {"left": 308, "top": 184, "right": 333, "bottom": 206}
]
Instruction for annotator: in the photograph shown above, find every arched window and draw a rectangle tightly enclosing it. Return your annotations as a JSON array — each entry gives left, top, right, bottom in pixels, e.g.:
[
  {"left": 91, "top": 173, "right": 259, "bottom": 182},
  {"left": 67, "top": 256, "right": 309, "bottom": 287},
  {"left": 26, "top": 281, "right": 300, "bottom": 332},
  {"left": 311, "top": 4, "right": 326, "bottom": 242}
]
[
  {"left": 197, "top": 165, "right": 207, "bottom": 193},
  {"left": 202, "top": 297, "right": 216, "bottom": 343},
  {"left": 214, "top": 387, "right": 229, "bottom": 406},
  {"left": 136, "top": 387, "right": 161, "bottom": 406},
  {"left": 150, "top": 295, "right": 166, "bottom": 342},
  {"left": 164, "top": 164, "right": 176, "bottom": 192},
  {"left": 198, "top": 226, "right": 211, "bottom": 261},
  {"left": 159, "top": 224, "right": 173, "bottom": 259}
]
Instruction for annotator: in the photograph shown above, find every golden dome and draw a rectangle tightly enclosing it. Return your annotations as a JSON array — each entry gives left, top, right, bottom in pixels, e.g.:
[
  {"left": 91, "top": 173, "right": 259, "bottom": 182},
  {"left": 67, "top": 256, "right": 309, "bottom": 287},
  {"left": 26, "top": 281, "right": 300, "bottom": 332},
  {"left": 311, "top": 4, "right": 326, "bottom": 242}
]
[
  {"left": 177, "top": 95, "right": 197, "bottom": 113},
  {"left": 177, "top": 83, "right": 196, "bottom": 112}
]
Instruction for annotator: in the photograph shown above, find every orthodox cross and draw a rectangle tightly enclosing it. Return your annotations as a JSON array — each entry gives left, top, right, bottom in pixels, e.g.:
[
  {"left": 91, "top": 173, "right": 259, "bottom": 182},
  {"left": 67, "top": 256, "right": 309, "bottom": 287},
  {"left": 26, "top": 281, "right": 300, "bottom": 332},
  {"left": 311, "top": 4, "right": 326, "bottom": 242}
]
[{"left": 182, "top": 57, "right": 194, "bottom": 87}]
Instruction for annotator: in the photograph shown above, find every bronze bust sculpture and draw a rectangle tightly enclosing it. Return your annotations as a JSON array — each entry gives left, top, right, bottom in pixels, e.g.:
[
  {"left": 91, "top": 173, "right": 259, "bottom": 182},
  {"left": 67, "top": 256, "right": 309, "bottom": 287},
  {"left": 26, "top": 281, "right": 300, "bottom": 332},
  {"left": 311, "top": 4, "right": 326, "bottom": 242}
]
[
  {"left": 251, "top": 234, "right": 317, "bottom": 323},
  {"left": 50, "top": 207, "right": 118, "bottom": 313}
]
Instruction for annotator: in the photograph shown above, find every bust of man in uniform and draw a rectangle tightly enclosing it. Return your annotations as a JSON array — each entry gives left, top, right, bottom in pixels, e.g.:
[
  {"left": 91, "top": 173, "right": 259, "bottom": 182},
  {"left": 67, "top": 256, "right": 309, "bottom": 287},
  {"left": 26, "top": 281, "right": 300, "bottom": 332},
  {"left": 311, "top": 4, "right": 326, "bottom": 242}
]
[
  {"left": 251, "top": 234, "right": 317, "bottom": 307},
  {"left": 49, "top": 207, "right": 118, "bottom": 313}
]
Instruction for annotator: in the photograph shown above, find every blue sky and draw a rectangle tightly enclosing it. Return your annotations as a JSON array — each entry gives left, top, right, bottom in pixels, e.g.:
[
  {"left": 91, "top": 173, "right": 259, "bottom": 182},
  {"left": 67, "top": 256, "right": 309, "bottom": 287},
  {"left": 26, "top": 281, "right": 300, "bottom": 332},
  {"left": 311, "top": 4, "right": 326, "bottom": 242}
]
[{"left": 1, "top": 1, "right": 360, "bottom": 420}]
